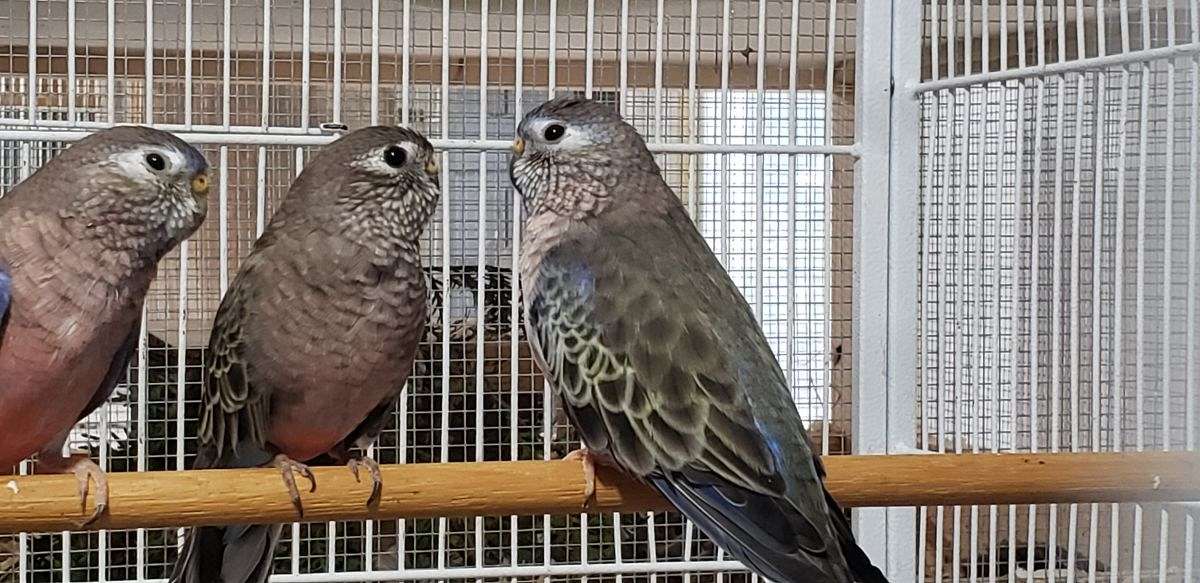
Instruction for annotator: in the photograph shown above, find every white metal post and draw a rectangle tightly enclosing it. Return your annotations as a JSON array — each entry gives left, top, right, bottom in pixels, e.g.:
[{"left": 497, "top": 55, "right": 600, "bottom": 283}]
[{"left": 853, "top": 1, "right": 920, "bottom": 582}]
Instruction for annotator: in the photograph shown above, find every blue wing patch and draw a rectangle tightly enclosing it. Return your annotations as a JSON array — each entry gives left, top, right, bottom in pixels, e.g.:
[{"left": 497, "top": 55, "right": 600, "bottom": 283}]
[{"left": 0, "top": 261, "right": 11, "bottom": 321}]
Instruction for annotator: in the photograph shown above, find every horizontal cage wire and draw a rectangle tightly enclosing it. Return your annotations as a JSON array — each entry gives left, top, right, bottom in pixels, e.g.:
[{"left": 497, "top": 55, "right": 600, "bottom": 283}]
[
  {"left": 0, "top": 0, "right": 861, "bottom": 582},
  {"left": 917, "top": 2, "right": 1199, "bottom": 583}
]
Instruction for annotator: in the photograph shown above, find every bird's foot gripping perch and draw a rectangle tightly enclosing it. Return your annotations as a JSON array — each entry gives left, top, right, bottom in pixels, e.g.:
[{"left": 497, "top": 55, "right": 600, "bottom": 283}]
[
  {"left": 563, "top": 448, "right": 599, "bottom": 509},
  {"left": 346, "top": 455, "right": 383, "bottom": 509},
  {"left": 272, "top": 454, "right": 316, "bottom": 517},
  {"left": 35, "top": 452, "right": 109, "bottom": 527}
]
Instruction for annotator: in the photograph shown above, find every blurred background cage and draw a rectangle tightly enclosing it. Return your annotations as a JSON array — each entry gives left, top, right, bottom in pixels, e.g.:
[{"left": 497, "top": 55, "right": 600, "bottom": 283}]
[{"left": 0, "top": 0, "right": 1196, "bottom": 582}]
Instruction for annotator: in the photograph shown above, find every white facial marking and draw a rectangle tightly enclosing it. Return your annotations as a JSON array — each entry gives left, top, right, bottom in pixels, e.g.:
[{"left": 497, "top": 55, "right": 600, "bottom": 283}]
[
  {"left": 108, "top": 146, "right": 192, "bottom": 186},
  {"left": 354, "top": 142, "right": 422, "bottom": 176},
  {"left": 526, "top": 119, "right": 592, "bottom": 152}
]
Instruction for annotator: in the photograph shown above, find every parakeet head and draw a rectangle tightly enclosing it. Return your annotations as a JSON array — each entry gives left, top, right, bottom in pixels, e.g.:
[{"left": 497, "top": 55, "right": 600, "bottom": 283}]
[
  {"left": 24, "top": 126, "right": 210, "bottom": 254},
  {"left": 292, "top": 126, "right": 441, "bottom": 254},
  {"left": 509, "top": 95, "right": 659, "bottom": 217}
]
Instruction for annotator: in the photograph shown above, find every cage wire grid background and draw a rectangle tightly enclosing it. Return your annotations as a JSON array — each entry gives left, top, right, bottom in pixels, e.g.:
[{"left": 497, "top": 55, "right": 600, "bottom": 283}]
[
  {"left": 0, "top": 1, "right": 1196, "bottom": 582},
  {"left": 915, "top": 2, "right": 1199, "bottom": 583},
  {"left": 0, "top": 0, "right": 856, "bottom": 581}
]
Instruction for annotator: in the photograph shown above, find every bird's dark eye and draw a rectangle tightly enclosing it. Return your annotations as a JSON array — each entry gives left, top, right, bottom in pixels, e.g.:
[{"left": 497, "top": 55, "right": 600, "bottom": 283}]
[
  {"left": 144, "top": 153, "right": 166, "bottom": 171},
  {"left": 543, "top": 124, "right": 566, "bottom": 142},
  {"left": 384, "top": 145, "right": 407, "bottom": 168}
]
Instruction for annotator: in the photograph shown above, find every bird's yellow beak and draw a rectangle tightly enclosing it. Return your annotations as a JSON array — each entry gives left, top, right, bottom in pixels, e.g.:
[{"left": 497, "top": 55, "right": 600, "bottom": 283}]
[
  {"left": 512, "top": 137, "right": 525, "bottom": 156},
  {"left": 190, "top": 171, "right": 210, "bottom": 197},
  {"left": 425, "top": 159, "right": 440, "bottom": 176}
]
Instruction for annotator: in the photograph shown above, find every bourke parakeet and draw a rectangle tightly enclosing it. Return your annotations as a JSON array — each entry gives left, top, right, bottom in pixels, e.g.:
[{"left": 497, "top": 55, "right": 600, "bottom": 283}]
[
  {"left": 170, "top": 126, "right": 441, "bottom": 583},
  {"left": 0, "top": 126, "right": 210, "bottom": 525},
  {"left": 510, "top": 96, "right": 889, "bottom": 583}
]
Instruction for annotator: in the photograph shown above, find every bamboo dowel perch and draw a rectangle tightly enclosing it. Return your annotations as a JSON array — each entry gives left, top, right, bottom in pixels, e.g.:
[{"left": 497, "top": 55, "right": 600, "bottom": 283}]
[{"left": 1, "top": 452, "right": 1196, "bottom": 534}]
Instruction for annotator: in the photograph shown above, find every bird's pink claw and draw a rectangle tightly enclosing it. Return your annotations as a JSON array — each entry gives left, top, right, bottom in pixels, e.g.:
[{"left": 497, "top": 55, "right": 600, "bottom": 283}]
[
  {"left": 563, "top": 447, "right": 598, "bottom": 508},
  {"left": 272, "top": 454, "right": 316, "bottom": 517}
]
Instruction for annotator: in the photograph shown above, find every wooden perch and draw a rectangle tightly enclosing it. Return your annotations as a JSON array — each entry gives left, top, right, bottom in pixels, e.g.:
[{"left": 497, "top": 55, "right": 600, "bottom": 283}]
[{"left": 1, "top": 452, "right": 1197, "bottom": 534}]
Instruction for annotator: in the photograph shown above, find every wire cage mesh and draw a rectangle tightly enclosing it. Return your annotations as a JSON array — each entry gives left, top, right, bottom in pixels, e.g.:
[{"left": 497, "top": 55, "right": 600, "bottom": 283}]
[
  {"left": 0, "top": 0, "right": 859, "bottom": 581},
  {"left": 916, "top": 2, "right": 1198, "bottom": 582}
]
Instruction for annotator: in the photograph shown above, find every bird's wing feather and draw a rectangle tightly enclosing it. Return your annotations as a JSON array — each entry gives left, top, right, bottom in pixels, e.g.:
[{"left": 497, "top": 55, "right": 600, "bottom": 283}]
[
  {"left": 198, "top": 261, "right": 272, "bottom": 468},
  {"left": 526, "top": 207, "right": 851, "bottom": 581},
  {"left": 0, "top": 258, "right": 10, "bottom": 349},
  {"left": 77, "top": 320, "right": 139, "bottom": 421}
]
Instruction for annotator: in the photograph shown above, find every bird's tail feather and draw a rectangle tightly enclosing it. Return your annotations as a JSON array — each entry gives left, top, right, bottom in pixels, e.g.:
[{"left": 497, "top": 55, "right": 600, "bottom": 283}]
[
  {"left": 650, "top": 474, "right": 855, "bottom": 583},
  {"left": 169, "top": 523, "right": 282, "bottom": 583},
  {"left": 823, "top": 490, "right": 891, "bottom": 583}
]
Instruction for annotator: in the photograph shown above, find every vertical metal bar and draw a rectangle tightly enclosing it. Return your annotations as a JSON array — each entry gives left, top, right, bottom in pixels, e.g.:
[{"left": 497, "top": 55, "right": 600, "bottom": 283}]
[
  {"left": 1157, "top": 6, "right": 1178, "bottom": 583},
  {"left": 580, "top": 511, "right": 589, "bottom": 583},
  {"left": 653, "top": 0, "right": 663, "bottom": 140},
  {"left": 686, "top": 0, "right": 699, "bottom": 220},
  {"left": 543, "top": 0, "right": 558, "bottom": 567},
  {"left": 618, "top": 0, "right": 628, "bottom": 118},
  {"left": 548, "top": 0, "right": 557, "bottom": 98},
  {"left": 218, "top": 146, "right": 229, "bottom": 294},
  {"left": 1007, "top": 3, "right": 1029, "bottom": 580},
  {"left": 969, "top": 4, "right": 986, "bottom": 578},
  {"left": 928, "top": 31, "right": 943, "bottom": 582},
  {"left": 984, "top": 3, "right": 1001, "bottom": 578},
  {"left": 365, "top": 433, "right": 374, "bottom": 571},
  {"left": 1132, "top": 4, "right": 1152, "bottom": 580},
  {"left": 964, "top": 0, "right": 972, "bottom": 78},
  {"left": 753, "top": 0, "right": 766, "bottom": 323},
  {"left": 584, "top": 0, "right": 594, "bottom": 98},
  {"left": 291, "top": 518, "right": 301, "bottom": 574},
  {"left": 301, "top": 0, "right": 312, "bottom": 129},
  {"left": 473, "top": 3, "right": 489, "bottom": 581},
  {"left": 332, "top": 0, "right": 343, "bottom": 124},
  {"left": 401, "top": 0, "right": 411, "bottom": 125},
  {"left": 509, "top": 1, "right": 525, "bottom": 573},
  {"left": 683, "top": 521, "right": 694, "bottom": 583},
  {"left": 1088, "top": 6, "right": 1109, "bottom": 583},
  {"left": 919, "top": 6, "right": 942, "bottom": 573},
  {"left": 1046, "top": 15, "right": 1072, "bottom": 576},
  {"left": 786, "top": 0, "right": 800, "bottom": 394},
  {"left": 60, "top": 527, "right": 70, "bottom": 583},
  {"left": 855, "top": 1, "right": 921, "bottom": 579},
  {"left": 14, "top": 151, "right": 34, "bottom": 583},
  {"left": 948, "top": 4, "right": 966, "bottom": 577},
  {"left": 106, "top": 0, "right": 114, "bottom": 123},
  {"left": 821, "top": 0, "right": 838, "bottom": 457},
  {"left": 326, "top": 518, "right": 335, "bottom": 574},
  {"left": 144, "top": 0, "right": 153, "bottom": 124},
  {"left": 981, "top": 0, "right": 990, "bottom": 80},
  {"left": 258, "top": 0, "right": 272, "bottom": 129},
  {"left": 27, "top": 0, "right": 36, "bottom": 124},
  {"left": 948, "top": 0, "right": 956, "bottom": 80},
  {"left": 175, "top": 229, "right": 192, "bottom": 578},
  {"left": 67, "top": 0, "right": 76, "bottom": 124},
  {"left": 1110, "top": 4, "right": 1133, "bottom": 582},
  {"left": 438, "top": 0, "right": 451, "bottom": 571},
  {"left": 222, "top": 0, "right": 230, "bottom": 129},
  {"left": 1187, "top": 1, "right": 1200, "bottom": 577},
  {"left": 135, "top": 312, "right": 148, "bottom": 580},
  {"left": 258, "top": 0, "right": 272, "bottom": 237},
  {"left": 1026, "top": 30, "right": 1048, "bottom": 579},
  {"left": 184, "top": 0, "right": 194, "bottom": 128},
  {"left": 719, "top": 0, "right": 731, "bottom": 267},
  {"left": 289, "top": 151, "right": 307, "bottom": 576},
  {"left": 1064, "top": 8, "right": 1089, "bottom": 583},
  {"left": 17, "top": 528, "right": 26, "bottom": 583},
  {"left": 952, "top": 51, "right": 966, "bottom": 583},
  {"left": 370, "top": 0, "right": 379, "bottom": 125},
  {"left": 613, "top": 1, "right": 630, "bottom": 567}
]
